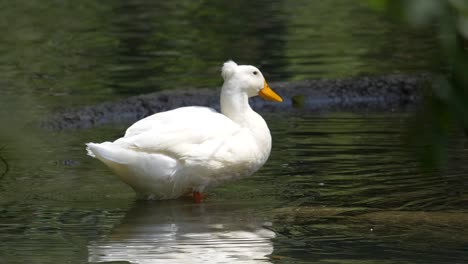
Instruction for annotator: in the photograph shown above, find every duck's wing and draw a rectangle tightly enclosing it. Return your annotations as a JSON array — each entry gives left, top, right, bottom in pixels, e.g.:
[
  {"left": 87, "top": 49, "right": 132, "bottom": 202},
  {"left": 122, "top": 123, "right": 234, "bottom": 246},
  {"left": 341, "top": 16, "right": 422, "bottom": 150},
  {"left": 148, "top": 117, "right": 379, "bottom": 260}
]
[
  {"left": 123, "top": 106, "right": 219, "bottom": 138},
  {"left": 114, "top": 106, "right": 241, "bottom": 158}
]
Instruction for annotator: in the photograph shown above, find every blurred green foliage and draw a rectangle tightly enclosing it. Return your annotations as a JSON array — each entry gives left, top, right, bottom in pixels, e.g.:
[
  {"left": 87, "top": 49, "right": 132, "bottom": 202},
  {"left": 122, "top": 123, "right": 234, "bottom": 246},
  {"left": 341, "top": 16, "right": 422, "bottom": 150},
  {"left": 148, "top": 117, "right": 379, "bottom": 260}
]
[{"left": 369, "top": 0, "right": 468, "bottom": 168}]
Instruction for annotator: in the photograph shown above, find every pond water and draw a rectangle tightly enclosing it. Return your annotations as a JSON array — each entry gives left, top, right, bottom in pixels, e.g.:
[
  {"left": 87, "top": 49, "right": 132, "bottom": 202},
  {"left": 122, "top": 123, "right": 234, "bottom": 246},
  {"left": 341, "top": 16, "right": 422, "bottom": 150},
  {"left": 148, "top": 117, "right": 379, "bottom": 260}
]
[
  {"left": 0, "top": 0, "right": 438, "bottom": 114},
  {"left": 1, "top": 113, "right": 467, "bottom": 263},
  {"left": 1, "top": 0, "right": 466, "bottom": 264}
]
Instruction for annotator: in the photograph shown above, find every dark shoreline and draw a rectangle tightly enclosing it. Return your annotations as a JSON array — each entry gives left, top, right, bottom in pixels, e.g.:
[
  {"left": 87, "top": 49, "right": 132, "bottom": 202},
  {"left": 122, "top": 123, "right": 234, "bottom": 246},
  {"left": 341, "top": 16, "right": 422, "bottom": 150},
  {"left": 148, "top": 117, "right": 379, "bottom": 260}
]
[{"left": 40, "top": 74, "right": 429, "bottom": 130}]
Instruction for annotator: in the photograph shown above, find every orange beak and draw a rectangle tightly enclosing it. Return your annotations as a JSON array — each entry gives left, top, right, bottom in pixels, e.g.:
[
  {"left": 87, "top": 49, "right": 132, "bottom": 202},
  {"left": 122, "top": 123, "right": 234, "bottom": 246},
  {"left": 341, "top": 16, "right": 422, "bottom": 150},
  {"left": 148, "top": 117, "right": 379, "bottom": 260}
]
[{"left": 258, "top": 81, "right": 283, "bottom": 102}]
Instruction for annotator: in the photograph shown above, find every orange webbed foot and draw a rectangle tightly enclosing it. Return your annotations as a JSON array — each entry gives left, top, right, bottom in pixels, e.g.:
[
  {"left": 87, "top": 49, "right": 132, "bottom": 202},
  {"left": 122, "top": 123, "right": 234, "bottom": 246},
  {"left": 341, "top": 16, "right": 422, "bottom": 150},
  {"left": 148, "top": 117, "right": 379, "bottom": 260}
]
[{"left": 193, "top": 191, "right": 204, "bottom": 203}]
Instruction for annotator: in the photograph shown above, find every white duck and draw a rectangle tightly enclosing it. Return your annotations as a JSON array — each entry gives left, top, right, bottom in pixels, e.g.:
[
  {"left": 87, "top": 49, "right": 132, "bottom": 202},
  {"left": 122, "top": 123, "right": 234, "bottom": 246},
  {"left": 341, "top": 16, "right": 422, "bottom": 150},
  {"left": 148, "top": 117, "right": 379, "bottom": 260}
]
[{"left": 86, "top": 61, "right": 282, "bottom": 202}]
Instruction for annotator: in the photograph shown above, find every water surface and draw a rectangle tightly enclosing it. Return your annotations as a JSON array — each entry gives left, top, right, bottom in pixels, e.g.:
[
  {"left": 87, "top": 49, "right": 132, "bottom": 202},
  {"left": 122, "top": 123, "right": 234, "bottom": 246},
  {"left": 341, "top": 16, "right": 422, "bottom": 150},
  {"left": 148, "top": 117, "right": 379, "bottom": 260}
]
[
  {"left": 0, "top": 0, "right": 438, "bottom": 114},
  {"left": 1, "top": 113, "right": 467, "bottom": 263}
]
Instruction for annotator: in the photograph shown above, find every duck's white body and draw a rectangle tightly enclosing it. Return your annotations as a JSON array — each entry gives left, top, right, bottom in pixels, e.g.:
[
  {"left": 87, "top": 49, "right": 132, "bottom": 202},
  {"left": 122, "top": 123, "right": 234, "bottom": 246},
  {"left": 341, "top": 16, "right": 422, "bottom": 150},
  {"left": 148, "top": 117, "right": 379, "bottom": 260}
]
[{"left": 86, "top": 61, "right": 282, "bottom": 200}]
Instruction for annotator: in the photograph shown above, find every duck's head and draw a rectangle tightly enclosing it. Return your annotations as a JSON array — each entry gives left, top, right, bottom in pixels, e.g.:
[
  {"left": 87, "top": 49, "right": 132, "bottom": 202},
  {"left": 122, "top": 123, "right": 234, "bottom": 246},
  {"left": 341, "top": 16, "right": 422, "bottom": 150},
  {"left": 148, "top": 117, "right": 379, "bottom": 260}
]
[{"left": 221, "top": 60, "right": 283, "bottom": 102}]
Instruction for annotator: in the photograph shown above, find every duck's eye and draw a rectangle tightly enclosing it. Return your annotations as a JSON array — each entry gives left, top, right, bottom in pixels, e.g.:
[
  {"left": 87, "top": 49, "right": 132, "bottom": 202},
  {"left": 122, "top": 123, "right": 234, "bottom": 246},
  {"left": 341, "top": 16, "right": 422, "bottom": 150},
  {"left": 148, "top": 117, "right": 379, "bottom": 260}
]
[{"left": 253, "top": 71, "right": 258, "bottom": 75}]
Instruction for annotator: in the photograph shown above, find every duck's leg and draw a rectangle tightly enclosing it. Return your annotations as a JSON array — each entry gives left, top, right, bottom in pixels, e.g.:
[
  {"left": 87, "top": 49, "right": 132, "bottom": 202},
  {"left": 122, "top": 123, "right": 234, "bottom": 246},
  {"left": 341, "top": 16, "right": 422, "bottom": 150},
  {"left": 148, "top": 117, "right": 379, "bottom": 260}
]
[{"left": 192, "top": 191, "right": 204, "bottom": 203}]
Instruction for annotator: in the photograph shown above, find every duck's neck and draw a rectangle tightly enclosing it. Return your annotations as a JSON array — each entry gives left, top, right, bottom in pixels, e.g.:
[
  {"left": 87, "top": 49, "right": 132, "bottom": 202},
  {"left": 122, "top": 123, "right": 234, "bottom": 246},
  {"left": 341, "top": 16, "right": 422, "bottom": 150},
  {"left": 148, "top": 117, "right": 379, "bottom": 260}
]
[
  {"left": 220, "top": 83, "right": 255, "bottom": 126},
  {"left": 220, "top": 82, "right": 272, "bottom": 161}
]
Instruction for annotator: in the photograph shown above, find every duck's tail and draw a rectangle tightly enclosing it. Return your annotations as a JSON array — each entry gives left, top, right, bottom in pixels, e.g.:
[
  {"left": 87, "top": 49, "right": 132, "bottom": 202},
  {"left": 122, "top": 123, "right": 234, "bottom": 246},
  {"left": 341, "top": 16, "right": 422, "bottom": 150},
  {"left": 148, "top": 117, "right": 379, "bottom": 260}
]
[
  {"left": 86, "top": 143, "right": 97, "bottom": 157},
  {"left": 85, "top": 142, "right": 131, "bottom": 164}
]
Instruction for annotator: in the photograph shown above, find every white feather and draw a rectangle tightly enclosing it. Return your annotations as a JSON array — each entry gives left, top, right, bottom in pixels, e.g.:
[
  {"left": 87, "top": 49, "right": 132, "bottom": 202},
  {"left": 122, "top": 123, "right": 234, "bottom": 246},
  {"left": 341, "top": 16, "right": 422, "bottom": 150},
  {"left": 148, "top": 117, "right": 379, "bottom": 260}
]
[{"left": 221, "top": 60, "right": 237, "bottom": 80}]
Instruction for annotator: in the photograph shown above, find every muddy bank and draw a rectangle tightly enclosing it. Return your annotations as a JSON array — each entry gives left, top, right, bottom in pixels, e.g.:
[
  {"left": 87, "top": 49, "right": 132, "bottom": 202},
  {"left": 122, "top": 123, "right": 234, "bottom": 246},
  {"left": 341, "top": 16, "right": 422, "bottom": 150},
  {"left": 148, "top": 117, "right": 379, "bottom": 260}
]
[{"left": 41, "top": 74, "right": 429, "bottom": 130}]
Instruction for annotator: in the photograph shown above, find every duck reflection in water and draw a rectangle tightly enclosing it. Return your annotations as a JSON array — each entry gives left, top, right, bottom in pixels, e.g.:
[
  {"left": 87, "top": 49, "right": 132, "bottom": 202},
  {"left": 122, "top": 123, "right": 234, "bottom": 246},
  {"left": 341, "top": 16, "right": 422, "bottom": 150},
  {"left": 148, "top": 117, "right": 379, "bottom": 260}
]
[{"left": 88, "top": 200, "right": 275, "bottom": 263}]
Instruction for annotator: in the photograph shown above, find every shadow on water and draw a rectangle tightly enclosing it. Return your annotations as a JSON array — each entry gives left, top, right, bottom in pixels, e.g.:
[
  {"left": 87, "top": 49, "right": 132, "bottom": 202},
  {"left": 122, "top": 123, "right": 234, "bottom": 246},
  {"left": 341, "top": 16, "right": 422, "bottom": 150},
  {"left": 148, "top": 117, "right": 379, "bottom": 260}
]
[
  {"left": 88, "top": 200, "right": 275, "bottom": 264},
  {"left": 0, "top": 147, "right": 9, "bottom": 182}
]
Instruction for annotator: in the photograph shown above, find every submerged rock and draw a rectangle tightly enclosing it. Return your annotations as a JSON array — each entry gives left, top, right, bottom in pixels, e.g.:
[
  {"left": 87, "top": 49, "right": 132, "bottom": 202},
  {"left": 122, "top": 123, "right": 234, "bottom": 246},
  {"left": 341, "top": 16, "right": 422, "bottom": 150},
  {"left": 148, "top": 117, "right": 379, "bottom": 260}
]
[
  {"left": 274, "top": 206, "right": 468, "bottom": 227},
  {"left": 40, "top": 74, "right": 429, "bottom": 130}
]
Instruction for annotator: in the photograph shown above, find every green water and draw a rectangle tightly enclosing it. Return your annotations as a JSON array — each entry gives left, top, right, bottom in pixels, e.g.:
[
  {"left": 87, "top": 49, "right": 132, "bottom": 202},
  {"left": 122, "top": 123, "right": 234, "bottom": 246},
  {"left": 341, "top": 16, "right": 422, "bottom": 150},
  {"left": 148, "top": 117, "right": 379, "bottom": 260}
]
[
  {"left": 1, "top": 113, "right": 467, "bottom": 263},
  {"left": 1, "top": 1, "right": 466, "bottom": 263},
  {"left": 0, "top": 1, "right": 437, "bottom": 112}
]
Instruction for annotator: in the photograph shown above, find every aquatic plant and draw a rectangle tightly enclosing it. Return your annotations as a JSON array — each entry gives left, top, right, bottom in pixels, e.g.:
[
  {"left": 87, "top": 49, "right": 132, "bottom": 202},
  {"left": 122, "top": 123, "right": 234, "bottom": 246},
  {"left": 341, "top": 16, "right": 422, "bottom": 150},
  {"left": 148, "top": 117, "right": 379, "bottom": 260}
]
[{"left": 369, "top": 0, "right": 468, "bottom": 168}]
